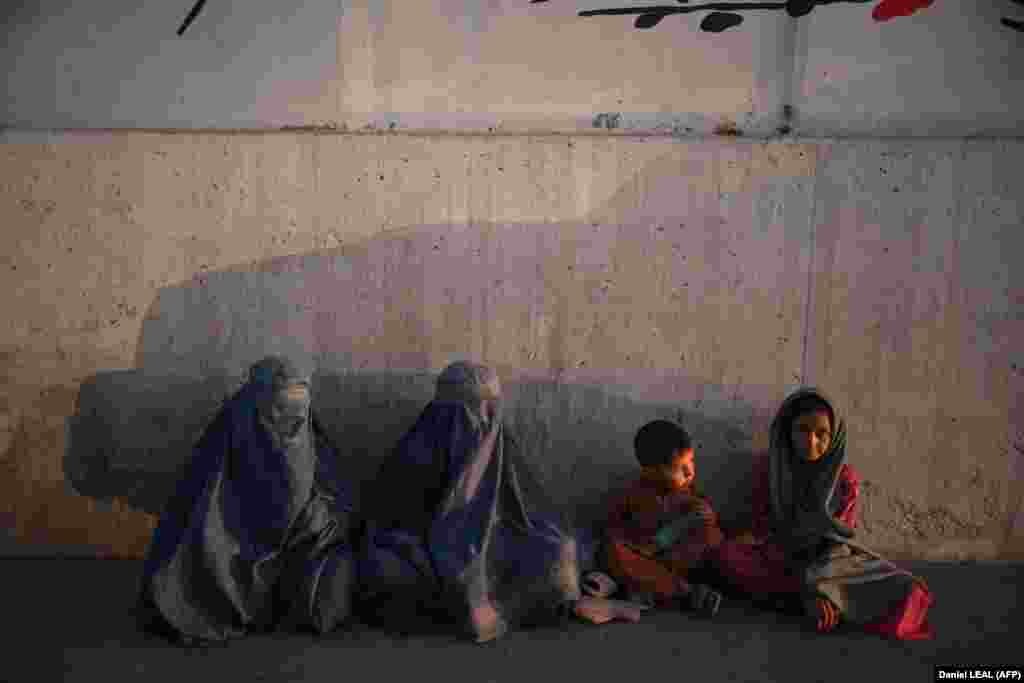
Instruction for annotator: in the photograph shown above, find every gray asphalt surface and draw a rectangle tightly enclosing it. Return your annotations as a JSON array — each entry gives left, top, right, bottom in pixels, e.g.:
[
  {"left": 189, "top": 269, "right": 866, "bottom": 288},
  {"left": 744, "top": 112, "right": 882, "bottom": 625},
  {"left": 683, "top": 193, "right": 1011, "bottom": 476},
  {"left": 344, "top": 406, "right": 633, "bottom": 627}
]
[{"left": 3, "top": 559, "right": 1020, "bottom": 683}]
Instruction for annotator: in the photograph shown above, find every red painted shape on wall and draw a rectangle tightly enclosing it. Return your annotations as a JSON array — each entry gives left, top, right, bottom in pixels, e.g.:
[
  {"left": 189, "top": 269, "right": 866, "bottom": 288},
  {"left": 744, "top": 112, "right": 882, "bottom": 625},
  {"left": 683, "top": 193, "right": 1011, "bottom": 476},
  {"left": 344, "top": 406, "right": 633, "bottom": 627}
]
[{"left": 872, "top": 0, "right": 935, "bottom": 21}]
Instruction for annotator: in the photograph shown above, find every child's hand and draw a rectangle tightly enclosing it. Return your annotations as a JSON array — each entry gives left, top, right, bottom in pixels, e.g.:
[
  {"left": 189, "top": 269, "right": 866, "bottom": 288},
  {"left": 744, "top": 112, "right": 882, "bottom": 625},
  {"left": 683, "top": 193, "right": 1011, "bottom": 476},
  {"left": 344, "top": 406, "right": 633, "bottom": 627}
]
[{"left": 693, "top": 499, "right": 715, "bottom": 524}]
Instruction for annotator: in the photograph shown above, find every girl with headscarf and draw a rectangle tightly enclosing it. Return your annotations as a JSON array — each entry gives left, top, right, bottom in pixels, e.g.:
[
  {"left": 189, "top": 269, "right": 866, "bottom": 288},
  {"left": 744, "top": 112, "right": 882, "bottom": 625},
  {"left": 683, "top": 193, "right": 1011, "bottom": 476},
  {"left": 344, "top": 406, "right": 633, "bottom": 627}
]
[
  {"left": 710, "top": 387, "right": 934, "bottom": 639},
  {"left": 138, "top": 356, "right": 356, "bottom": 646},
  {"left": 357, "top": 361, "right": 642, "bottom": 641}
]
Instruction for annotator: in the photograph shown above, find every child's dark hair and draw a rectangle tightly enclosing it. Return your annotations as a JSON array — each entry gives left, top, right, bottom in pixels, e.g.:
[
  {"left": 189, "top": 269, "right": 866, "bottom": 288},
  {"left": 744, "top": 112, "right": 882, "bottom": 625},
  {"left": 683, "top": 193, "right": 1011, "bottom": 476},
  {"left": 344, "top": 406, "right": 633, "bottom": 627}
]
[
  {"left": 634, "top": 419, "right": 693, "bottom": 467},
  {"left": 788, "top": 395, "right": 834, "bottom": 432}
]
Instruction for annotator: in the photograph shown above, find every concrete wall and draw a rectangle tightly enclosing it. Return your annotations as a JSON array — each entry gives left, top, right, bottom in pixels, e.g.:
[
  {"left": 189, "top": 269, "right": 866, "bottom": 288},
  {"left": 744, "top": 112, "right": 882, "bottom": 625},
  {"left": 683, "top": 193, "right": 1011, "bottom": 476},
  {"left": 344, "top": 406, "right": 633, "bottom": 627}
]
[
  {"left": 1, "top": 134, "right": 1021, "bottom": 560},
  {"left": 0, "top": 0, "right": 1022, "bottom": 560}
]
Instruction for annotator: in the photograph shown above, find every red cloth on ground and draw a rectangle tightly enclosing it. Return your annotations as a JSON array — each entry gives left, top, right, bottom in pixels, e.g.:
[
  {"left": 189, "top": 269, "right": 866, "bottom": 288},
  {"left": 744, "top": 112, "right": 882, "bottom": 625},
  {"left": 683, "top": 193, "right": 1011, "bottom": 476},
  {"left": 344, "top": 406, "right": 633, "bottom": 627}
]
[
  {"left": 862, "top": 580, "right": 935, "bottom": 640},
  {"left": 712, "top": 454, "right": 934, "bottom": 639},
  {"left": 604, "top": 476, "right": 723, "bottom": 605}
]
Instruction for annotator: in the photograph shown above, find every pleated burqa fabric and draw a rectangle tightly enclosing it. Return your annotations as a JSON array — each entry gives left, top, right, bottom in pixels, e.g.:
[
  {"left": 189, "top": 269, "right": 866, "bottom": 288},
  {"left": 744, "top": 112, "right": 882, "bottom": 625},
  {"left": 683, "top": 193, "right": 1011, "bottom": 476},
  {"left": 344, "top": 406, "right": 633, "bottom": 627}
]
[
  {"left": 138, "top": 356, "right": 356, "bottom": 644},
  {"left": 358, "top": 362, "right": 582, "bottom": 642}
]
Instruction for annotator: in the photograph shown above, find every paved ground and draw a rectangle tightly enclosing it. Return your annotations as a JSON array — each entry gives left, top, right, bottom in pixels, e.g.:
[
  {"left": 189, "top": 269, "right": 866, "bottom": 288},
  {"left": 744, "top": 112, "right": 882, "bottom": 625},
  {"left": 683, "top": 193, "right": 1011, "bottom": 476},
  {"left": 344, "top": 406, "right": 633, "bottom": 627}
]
[{"left": 3, "top": 559, "right": 1020, "bottom": 683}]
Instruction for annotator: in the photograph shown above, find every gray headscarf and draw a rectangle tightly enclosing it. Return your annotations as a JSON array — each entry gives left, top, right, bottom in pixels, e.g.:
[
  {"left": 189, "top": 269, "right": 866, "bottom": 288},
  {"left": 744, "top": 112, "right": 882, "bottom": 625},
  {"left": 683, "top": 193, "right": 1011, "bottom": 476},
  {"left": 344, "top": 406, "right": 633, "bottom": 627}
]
[{"left": 768, "top": 387, "right": 855, "bottom": 552}]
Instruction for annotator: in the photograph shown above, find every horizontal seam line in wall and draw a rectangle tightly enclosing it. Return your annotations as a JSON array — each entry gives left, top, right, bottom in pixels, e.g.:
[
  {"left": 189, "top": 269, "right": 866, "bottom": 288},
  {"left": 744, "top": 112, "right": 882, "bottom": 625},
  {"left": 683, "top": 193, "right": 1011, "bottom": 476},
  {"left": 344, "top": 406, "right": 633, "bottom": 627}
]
[{"left": 1, "top": 127, "right": 1023, "bottom": 141}]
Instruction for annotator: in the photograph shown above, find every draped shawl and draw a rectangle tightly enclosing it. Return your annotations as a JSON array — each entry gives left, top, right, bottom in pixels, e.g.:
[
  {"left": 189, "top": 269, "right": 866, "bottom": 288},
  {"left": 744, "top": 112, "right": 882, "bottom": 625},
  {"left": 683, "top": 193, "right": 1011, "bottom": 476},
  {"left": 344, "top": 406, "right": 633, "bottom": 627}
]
[{"left": 767, "top": 387, "right": 929, "bottom": 627}]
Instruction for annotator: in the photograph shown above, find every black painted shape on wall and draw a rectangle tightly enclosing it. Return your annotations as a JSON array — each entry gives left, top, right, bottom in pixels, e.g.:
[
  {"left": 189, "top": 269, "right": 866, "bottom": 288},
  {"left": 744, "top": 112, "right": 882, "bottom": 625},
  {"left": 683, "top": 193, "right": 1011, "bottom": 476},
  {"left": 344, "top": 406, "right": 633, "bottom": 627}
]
[
  {"left": 177, "top": 0, "right": 209, "bottom": 36},
  {"left": 785, "top": 0, "right": 817, "bottom": 17},
  {"left": 700, "top": 12, "right": 744, "bottom": 31},
  {"left": 999, "top": 0, "right": 1024, "bottom": 32},
  {"left": 1002, "top": 16, "right": 1024, "bottom": 32},
  {"left": 636, "top": 12, "right": 670, "bottom": 28},
  {"left": 579, "top": 0, "right": 872, "bottom": 33}
]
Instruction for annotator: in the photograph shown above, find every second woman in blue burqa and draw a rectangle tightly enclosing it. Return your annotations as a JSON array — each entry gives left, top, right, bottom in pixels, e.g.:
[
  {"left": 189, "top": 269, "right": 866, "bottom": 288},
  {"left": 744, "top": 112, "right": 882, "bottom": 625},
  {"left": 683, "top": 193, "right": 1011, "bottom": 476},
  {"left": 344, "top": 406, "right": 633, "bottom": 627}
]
[{"left": 357, "top": 361, "right": 584, "bottom": 642}]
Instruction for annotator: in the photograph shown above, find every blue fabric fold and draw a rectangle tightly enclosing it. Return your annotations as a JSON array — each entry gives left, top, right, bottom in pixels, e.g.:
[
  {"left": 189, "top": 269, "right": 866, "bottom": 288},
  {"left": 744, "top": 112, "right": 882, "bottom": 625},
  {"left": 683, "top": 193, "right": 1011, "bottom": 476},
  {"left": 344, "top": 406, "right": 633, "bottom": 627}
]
[
  {"left": 139, "top": 364, "right": 355, "bottom": 643},
  {"left": 358, "top": 379, "right": 582, "bottom": 639}
]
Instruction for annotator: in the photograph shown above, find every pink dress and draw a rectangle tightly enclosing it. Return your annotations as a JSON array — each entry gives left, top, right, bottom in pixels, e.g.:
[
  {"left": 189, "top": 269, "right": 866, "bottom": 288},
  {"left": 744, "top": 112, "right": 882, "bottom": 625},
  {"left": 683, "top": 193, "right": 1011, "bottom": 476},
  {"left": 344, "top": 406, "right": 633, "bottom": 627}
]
[{"left": 712, "top": 455, "right": 934, "bottom": 639}]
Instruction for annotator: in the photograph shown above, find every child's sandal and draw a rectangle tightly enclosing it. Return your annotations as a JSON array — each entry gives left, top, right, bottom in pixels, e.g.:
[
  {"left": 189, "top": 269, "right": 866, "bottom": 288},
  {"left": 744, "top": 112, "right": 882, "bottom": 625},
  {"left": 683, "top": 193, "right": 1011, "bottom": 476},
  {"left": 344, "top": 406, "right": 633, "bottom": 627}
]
[
  {"left": 688, "top": 584, "right": 722, "bottom": 617},
  {"left": 813, "top": 596, "right": 841, "bottom": 633}
]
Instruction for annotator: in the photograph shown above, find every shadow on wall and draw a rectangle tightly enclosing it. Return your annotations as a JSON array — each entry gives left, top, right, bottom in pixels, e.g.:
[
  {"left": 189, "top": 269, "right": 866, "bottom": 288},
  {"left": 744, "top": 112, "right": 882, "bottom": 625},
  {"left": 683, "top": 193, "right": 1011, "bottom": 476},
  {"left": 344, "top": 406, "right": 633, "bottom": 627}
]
[
  {"left": 64, "top": 370, "right": 239, "bottom": 517},
  {"left": 61, "top": 147, "right": 790, "bottom": 544},
  {"left": 65, "top": 365, "right": 758, "bottom": 534},
  {"left": 60, "top": 224, "right": 766, "bottom": 535}
]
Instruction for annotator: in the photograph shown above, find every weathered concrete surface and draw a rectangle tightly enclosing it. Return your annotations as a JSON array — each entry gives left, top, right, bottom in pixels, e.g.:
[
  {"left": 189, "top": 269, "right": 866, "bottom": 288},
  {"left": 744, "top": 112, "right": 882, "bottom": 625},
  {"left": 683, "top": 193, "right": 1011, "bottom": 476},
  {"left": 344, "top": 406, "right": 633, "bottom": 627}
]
[
  {"left": 0, "top": 134, "right": 1021, "bottom": 560},
  {"left": 795, "top": 2, "right": 1024, "bottom": 137},
  {"left": 3, "top": 1, "right": 1021, "bottom": 136},
  {"left": 805, "top": 141, "right": 1024, "bottom": 561},
  {"left": 5, "top": 559, "right": 1022, "bottom": 683}
]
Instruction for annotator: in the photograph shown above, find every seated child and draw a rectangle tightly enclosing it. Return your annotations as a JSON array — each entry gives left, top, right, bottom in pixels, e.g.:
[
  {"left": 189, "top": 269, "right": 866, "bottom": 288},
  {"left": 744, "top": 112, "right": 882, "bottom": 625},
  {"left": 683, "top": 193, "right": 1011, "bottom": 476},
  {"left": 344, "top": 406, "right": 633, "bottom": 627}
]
[
  {"left": 603, "top": 419, "right": 725, "bottom": 616},
  {"left": 710, "top": 387, "right": 934, "bottom": 639}
]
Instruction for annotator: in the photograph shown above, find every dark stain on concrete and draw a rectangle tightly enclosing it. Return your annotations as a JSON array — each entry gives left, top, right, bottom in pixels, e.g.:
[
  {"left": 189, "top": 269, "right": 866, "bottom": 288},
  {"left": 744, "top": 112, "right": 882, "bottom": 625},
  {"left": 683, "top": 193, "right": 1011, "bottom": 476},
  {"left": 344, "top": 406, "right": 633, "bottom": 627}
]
[
  {"left": 782, "top": 103, "right": 798, "bottom": 135},
  {"left": 279, "top": 123, "right": 347, "bottom": 133},
  {"left": 19, "top": 199, "right": 57, "bottom": 216},
  {"left": 714, "top": 120, "right": 743, "bottom": 136},
  {"left": 592, "top": 113, "right": 622, "bottom": 130}
]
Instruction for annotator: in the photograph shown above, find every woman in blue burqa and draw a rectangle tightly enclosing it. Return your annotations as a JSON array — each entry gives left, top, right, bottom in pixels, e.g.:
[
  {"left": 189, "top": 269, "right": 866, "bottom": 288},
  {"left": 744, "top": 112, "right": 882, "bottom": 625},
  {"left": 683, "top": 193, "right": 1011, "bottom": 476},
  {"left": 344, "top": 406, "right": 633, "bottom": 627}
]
[
  {"left": 357, "top": 361, "right": 607, "bottom": 642},
  {"left": 138, "top": 355, "right": 356, "bottom": 646}
]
